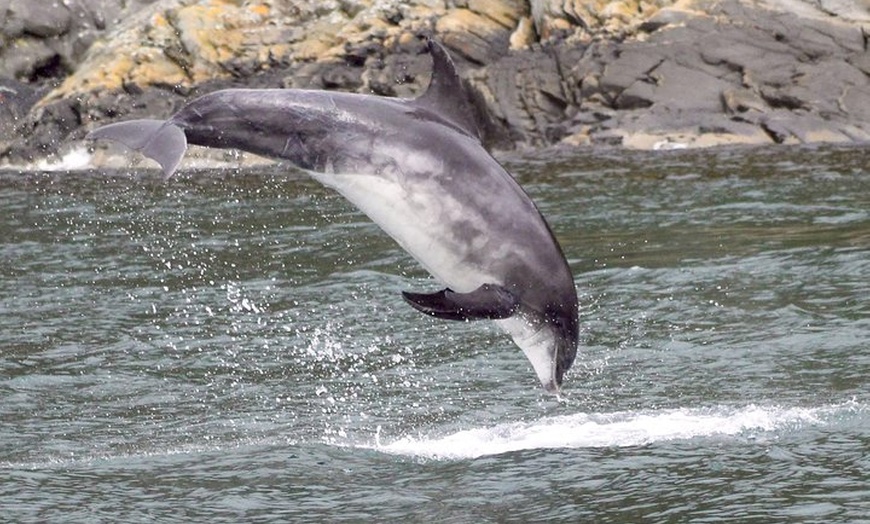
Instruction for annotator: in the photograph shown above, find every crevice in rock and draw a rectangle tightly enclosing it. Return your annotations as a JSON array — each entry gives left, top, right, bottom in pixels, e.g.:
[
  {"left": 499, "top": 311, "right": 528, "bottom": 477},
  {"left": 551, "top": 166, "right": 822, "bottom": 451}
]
[
  {"left": 27, "top": 53, "right": 67, "bottom": 83},
  {"left": 759, "top": 89, "right": 807, "bottom": 110},
  {"left": 760, "top": 121, "right": 787, "bottom": 143},
  {"left": 162, "top": 8, "right": 195, "bottom": 81}
]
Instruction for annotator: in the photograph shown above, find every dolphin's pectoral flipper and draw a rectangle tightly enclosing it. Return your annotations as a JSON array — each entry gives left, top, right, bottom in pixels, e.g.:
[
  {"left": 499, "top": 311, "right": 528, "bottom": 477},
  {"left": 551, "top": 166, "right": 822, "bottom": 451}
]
[
  {"left": 87, "top": 119, "right": 187, "bottom": 178},
  {"left": 402, "top": 284, "right": 519, "bottom": 321}
]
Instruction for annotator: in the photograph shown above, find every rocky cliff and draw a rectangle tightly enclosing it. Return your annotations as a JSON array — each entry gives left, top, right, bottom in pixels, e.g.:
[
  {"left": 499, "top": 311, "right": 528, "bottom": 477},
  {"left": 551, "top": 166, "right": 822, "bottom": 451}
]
[{"left": 2, "top": 0, "right": 869, "bottom": 166}]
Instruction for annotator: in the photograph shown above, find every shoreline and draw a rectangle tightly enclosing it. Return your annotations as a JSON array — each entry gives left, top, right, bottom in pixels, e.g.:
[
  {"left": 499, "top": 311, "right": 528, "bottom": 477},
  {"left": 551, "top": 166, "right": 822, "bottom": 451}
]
[{"left": 4, "top": 140, "right": 865, "bottom": 177}]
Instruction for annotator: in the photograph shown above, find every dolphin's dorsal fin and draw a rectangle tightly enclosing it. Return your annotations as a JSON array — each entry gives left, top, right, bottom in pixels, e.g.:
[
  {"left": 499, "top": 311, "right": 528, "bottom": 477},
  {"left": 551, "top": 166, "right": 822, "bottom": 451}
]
[
  {"left": 413, "top": 39, "right": 481, "bottom": 140},
  {"left": 402, "top": 284, "right": 519, "bottom": 321}
]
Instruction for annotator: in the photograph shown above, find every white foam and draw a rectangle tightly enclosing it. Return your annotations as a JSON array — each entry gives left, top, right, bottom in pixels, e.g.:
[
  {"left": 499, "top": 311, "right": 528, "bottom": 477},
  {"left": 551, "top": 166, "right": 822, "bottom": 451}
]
[
  {"left": 375, "top": 403, "right": 858, "bottom": 460},
  {"left": 34, "top": 145, "right": 94, "bottom": 171},
  {"left": 652, "top": 140, "right": 689, "bottom": 151}
]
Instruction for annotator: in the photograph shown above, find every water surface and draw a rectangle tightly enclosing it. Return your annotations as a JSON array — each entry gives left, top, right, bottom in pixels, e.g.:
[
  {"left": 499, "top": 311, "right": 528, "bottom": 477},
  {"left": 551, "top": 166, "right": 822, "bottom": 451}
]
[{"left": 1, "top": 145, "right": 868, "bottom": 521}]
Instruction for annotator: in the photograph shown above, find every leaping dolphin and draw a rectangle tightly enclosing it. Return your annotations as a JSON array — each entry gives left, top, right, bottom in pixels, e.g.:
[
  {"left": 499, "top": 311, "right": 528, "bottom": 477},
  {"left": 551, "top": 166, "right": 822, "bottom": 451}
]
[{"left": 87, "top": 39, "right": 578, "bottom": 393}]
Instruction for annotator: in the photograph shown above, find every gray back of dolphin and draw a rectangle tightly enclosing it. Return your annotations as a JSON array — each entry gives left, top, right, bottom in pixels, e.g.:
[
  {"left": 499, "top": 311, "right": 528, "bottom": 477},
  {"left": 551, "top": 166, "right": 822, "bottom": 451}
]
[{"left": 87, "top": 39, "right": 578, "bottom": 393}]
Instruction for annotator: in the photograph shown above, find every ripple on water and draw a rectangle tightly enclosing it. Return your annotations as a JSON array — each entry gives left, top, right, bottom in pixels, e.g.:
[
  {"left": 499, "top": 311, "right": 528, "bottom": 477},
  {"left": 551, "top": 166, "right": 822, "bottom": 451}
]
[{"left": 1, "top": 147, "right": 869, "bottom": 521}]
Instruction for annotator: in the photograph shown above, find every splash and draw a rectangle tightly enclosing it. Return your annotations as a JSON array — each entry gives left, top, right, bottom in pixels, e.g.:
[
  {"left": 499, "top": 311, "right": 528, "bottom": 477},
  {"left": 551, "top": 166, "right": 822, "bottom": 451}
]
[
  {"left": 34, "top": 146, "right": 94, "bottom": 171},
  {"left": 374, "top": 402, "right": 861, "bottom": 460}
]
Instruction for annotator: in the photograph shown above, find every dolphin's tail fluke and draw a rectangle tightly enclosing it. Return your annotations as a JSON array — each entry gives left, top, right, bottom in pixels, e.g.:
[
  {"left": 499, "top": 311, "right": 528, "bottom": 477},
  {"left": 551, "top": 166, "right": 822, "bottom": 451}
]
[{"left": 87, "top": 119, "right": 187, "bottom": 178}]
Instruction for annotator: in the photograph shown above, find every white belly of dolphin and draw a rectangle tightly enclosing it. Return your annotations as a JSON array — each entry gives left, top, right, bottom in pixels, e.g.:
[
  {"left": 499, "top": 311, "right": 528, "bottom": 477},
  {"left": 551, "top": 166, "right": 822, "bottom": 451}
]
[{"left": 309, "top": 171, "right": 493, "bottom": 293}]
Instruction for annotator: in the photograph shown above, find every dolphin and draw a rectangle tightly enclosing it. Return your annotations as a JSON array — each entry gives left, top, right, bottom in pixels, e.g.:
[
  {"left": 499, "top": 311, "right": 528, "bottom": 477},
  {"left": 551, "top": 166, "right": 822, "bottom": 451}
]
[{"left": 86, "top": 39, "right": 578, "bottom": 393}]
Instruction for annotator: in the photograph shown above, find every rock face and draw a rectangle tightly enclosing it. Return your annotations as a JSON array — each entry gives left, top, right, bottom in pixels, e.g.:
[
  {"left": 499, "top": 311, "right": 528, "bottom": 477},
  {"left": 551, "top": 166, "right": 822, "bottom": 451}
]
[
  {"left": 2, "top": 0, "right": 870, "bottom": 165},
  {"left": 551, "top": 0, "right": 870, "bottom": 148},
  {"left": 0, "top": 0, "right": 160, "bottom": 160}
]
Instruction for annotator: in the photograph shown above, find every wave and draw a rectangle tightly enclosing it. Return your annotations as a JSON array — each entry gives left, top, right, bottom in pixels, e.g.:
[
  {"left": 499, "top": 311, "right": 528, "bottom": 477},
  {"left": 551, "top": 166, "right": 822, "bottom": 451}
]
[
  {"left": 3, "top": 402, "right": 861, "bottom": 469},
  {"left": 374, "top": 401, "right": 862, "bottom": 460}
]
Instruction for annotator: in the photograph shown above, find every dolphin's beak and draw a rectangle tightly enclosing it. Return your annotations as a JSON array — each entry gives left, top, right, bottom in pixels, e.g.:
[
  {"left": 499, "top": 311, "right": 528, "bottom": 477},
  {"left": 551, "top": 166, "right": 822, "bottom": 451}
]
[{"left": 542, "top": 379, "right": 561, "bottom": 395}]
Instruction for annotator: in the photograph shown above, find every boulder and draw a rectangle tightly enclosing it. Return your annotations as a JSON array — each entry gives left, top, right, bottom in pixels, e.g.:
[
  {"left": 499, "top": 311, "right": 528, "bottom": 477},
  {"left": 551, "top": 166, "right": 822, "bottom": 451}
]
[
  {"left": 555, "top": 0, "right": 870, "bottom": 147},
  {"left": 6, "top": 0, "right": 71, "bottom": 39},
  {"left": 0, "top": 77, "right": 43, "bottom": 152},
  {"left": 0, "top": 0, "right": 156, "bottom": 80},
  {"left": 3, "top": 0, "right": 870, "bottom": 165}
]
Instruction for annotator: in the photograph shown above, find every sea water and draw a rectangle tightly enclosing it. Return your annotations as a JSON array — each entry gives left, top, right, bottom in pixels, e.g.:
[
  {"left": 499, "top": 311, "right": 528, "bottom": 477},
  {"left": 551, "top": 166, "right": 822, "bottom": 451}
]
[{"left": 1, "top": 145, "right": 867, "bottom": 521}]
